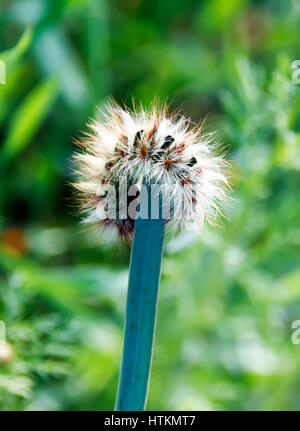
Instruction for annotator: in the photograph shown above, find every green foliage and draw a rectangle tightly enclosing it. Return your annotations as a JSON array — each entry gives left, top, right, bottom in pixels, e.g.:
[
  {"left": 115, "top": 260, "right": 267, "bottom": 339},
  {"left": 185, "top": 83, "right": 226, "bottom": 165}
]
[
  {"left": 0, "top": 0, "right": 300, "bottom": 411},
  {"left": 3, "top": 77, "right": 59, "bottom": 160},
  {"left": 0, "top": 26, "right": 33, "bottom": 66}
]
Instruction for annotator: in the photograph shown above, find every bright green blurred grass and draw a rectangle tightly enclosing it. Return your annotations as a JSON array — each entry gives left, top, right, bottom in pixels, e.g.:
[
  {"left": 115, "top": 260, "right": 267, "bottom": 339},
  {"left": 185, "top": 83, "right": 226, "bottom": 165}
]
[{"left": 0, "top": 0, "right": 300, "bottom": 411}]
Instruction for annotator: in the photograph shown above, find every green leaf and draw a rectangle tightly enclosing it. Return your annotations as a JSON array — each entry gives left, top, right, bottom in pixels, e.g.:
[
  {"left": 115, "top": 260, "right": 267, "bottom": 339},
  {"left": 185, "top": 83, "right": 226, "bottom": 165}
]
[
  {"left": 0, "top": 26, "right": 33, "bottom": 65},
  {"left": 3, "top": 77, "right": 59, "bottom": 160}
]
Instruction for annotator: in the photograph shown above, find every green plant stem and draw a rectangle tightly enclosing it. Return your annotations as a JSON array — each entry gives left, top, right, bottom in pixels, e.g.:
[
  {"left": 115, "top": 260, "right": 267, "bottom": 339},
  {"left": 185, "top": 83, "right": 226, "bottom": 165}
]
[{"left": 115, "top": 181, "right": 166, "bottom": 411}]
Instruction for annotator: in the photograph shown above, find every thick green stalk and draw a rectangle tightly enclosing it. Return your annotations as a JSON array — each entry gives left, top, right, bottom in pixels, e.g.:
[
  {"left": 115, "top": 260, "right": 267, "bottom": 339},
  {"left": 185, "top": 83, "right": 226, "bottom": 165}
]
[{"left": 115, "top": 181, "right": 166, "bottom": 411}]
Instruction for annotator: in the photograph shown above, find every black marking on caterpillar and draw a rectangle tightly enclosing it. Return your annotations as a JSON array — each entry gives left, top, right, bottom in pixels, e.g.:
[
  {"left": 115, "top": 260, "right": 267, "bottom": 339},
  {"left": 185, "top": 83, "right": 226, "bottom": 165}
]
[
  {"left": 161, "top": 135, "right": 175, "bottom": 150},
  {"left": 187, "top": 157, "right": 197, "bottom": 167},
  {"left": 133, "top": 130, "right": 144, "bottom": 147},
  {"left": 152, "top": 151, "right": 165, "bottom": 161}
]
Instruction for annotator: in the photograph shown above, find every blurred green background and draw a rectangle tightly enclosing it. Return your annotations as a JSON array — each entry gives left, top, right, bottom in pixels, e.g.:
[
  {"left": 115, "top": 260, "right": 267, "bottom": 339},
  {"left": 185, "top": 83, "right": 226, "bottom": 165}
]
[{"left": 0, "top": 0, "right": 300, "bottom": 411}]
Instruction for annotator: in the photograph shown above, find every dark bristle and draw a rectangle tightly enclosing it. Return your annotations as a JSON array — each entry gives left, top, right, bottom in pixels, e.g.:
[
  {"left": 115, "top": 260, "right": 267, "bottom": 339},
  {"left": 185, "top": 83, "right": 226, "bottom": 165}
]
[
  {"left": 121, "top": 134, "right": 128, "bottom": 144},
  {"left": 151, "top": 134, "right": 156, "bottom": 149},
  {"left": 175, "top": 143, "right": 185, "bottom": 153},
  {"left": 140, "top": 145, "right": 147, "bottom": 158},
  {"left": 161, "top": 135, "right": 174, "bottom": 150},
  {"left": 133, "top": 130, "right": 144, "bottom": 147},
  {"left": 152, "top": 150, "right": 164, "bottom": 161},
  {"left": 116, "top": 147, "right": 126, "bottom": 157},
  {"left": 117, "top": 219, "right": 135, "bottom": 241},
  {"left": 187, "top": 157, "right": 197, "bottom": 167},
  {"left": 164, "top": 159, "right": 174, "bottom": 168},
  {"left": 105, "top": 160, "right": 114, "bottom": 169},
  {"left": 147, "top": 124, "right": 158, "bottom": 140}
]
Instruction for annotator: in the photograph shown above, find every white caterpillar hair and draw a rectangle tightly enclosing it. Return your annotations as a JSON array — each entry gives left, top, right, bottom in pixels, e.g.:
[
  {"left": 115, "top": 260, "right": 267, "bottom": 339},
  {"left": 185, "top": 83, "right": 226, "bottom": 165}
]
[{"left": 72, "top": 100, "right": 230, "bottom": 241}]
